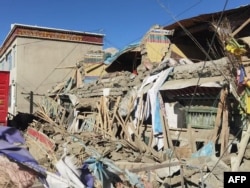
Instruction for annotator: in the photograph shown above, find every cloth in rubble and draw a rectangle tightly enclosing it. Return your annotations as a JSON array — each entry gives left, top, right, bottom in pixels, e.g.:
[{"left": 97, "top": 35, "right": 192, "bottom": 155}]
[
  {"left": 134, "top": 73, "right": 159, "bottom": 121},
  {"left": 0, "top": 125, "right": 25, "bottom": 144},
  {"left": 80, "top": 163, "right": 95, "bottom": 188},
  {"left": 0, "top": 126, "right": 46, "bottom": 176},
  {"left": 0, "top": 155, "right": 36, "bottom": 188},
  {"left": 133, "top": 67, "right": 174, "bottom": 150},
  {"left": 147, "top": 67, "right": 174, "bottom": 135},
  {"left": 84, "top": 156, "right": 123, "bottom": 188},
  {"left": 238, "top": 65, "right": 246, "bottom": 84}
]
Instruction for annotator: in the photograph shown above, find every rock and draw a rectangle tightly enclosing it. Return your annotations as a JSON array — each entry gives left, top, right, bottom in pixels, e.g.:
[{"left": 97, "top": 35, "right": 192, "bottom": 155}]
[
  {"left": 239, "top": 158, "right": 250, "bottom": 171},
  {"left": 155, "top": 158, "right": 180, "bottom": 178},
  {"left": 244, "top": 148, "right": 250, "bottom": 159}
]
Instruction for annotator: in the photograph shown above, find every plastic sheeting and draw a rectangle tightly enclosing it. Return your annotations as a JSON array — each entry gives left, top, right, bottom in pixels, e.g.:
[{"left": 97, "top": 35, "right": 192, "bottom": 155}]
[{"left": 192, "top": 141, "right": 215, "bottom": 158}]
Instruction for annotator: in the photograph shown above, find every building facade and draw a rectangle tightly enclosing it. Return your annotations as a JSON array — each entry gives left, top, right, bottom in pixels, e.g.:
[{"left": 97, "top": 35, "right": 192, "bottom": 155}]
[
  {"left": 83, "top": 50, "right": 108, "bottom": 83},
  {"left": 0, "top": 24, "right": 104, "bottom": 114}
]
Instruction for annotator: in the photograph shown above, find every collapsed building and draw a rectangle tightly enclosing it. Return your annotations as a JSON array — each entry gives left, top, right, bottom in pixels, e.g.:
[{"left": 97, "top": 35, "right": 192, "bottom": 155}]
[{"left": 1, "top": 4, "right": 250, "bottom": 188}]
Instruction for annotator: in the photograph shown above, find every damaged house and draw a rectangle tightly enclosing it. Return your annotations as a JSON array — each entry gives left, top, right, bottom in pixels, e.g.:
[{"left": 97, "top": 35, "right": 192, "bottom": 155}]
[{"left": 2, "top": 4, "right": 250, "bottom": 188}]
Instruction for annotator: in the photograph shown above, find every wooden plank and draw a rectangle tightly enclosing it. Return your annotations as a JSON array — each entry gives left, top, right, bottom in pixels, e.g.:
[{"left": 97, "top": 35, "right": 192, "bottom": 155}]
[
  {"left": 212, "top": 88, "right": 226, "bottom": 142},
  {"left": 231, "top": 119, "right": 250, "bottom": 171},
  {"left": 160, "top": 109, "right": 170, "bottom": 150},
  {"left": 180, "top": 164, "right": 185, "bottom": 188},
  {"left": 159, "top": 94, "right": 173, "bottom": 150},
  {"left": 109, "top": 96, "right": 120, "bottom": 138},
  {"left": 136, "top": 96, "right": 144, "bottom": 135},
  {"left": 220, "top": 88, "right": 229, "bottom": 156},
  {"left": 96, "top": 101, "right": 104, "bottom": 135},
  {"left": 188, "top": 126, "right": 196, "bottom": 152},
  {"left": 232, "top": 18, "right": 250, "bottom": 37},
  {"left": 129, "top": 161, "right": 180, "bottom": 173},
  {"left": 164, "top": 115, "right": 174, "bottom": 149}
]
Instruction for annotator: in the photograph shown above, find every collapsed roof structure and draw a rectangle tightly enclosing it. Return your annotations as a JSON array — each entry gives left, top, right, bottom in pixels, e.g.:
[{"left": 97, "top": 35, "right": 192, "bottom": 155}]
[{"left": 2, "top": 4, "right": 250, "bottom": 188}]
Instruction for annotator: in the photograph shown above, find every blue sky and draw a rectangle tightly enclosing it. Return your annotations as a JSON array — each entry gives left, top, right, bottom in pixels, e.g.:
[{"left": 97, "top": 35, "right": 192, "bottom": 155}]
[{"left": 1, "top": 0, "right": 249, "bottom": 50}]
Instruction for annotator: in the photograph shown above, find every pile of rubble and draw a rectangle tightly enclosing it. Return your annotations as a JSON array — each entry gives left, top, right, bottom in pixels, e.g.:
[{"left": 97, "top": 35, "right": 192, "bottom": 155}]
[
  {"left": 15, "top": 57, "right": 247, "bottom": 188},
  {"left": 1, "top": 5, "right": 250, "bottom": 188}
]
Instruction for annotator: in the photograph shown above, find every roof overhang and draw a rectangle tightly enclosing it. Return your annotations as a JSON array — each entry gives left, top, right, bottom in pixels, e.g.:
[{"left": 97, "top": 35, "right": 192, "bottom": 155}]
[
  {"left": 164, "top": 4, "right": 250, "bottom": 31},
  {"left": 160, "top": 76, "right": 225, "bottom": 91}
]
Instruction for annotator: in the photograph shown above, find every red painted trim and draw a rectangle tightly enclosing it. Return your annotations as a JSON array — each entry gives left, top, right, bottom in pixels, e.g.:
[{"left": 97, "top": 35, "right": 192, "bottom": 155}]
[
  {"left": 0, "top": 25, "right": 103, "bottom": 56},
  {"left": 14, "top": 28, "right": 103, "bottom": 43},
  {"left": 27, "top": 127, "right": 55, "bottom": 150}
]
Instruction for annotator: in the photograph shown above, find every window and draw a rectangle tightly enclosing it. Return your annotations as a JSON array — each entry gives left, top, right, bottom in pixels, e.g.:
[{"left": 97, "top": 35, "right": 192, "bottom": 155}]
[
  {"left": 0, "top": 58, "right": 4, "bottom": 70},
  {"left": 84, "top": 52, "right": 104, "bottom": 63},
  {"left": 147, "top": 34, "right": 170, "bottom": 43},
  {"left": 6, "top": 50, "right": 12, "bottom": 70},
  {"left": 12, "top": 45, "right": 16, "bottom": 68}
]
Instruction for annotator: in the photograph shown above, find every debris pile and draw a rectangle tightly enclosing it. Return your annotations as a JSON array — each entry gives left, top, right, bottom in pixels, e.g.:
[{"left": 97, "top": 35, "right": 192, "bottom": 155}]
[{"left": 1, "top": 5, "right": 250, "bottom": 188}]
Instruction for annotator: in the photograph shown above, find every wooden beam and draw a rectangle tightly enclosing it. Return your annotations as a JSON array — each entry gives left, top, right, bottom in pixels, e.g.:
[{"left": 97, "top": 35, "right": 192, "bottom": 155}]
[
  {"left": 231, "top": 117, "right": 250, "bottom": 171},
  {"left": 129, "top": 161, "right": 180, "bottom": 173},
  {"left": 212, "top": 87, "right": 227, "bottom": 142},
  {"left": 188, "top": 125, "right": 196, "bottom": 152},
  {"left": 232, "top": 18, "right": 250, "bottom": 37},
  {"left": 220, "top": 87, "right": 229, "bottom": 156}
]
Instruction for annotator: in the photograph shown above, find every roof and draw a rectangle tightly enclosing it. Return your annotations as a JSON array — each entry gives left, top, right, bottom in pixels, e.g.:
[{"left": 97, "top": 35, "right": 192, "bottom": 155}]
[
  {"left": 10, "top": 23, "right": 105, "bottom": 37},
  {"left": 104, "top": 42, "right": 140, "bottom": 65},
  {"left": 164, "top": 4, "right": 250, "bottom": 31},
  {"left": 0, "top": 23, "right": 104, "bottom": 57}
]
